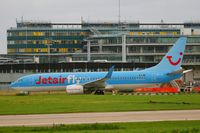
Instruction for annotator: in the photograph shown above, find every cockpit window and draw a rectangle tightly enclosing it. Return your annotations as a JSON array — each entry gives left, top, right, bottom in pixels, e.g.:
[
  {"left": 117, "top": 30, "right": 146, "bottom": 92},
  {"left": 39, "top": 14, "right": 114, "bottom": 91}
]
[{"left": 17, "top": 79, "right": 23, "bottom": 82}]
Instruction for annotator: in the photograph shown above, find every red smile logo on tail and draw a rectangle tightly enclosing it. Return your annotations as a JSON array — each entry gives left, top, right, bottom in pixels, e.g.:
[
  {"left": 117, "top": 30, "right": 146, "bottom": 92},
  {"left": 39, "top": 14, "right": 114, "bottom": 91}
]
[{"left": 166, "top": 52, "right": 183, "bottom": 66}]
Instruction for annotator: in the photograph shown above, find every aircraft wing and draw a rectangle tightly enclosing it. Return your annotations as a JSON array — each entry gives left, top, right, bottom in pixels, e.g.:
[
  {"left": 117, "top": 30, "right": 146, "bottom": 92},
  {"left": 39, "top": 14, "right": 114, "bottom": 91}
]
[{"left": 82, "top": 66, "right": 114, "bottom": 89}]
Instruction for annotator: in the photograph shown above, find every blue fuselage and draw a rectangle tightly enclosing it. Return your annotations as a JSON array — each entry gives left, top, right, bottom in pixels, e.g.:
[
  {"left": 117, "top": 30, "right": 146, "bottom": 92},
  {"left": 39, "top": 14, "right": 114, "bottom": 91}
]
[{"left": 10, "top": 70, "right": 181, "bottom": 91}]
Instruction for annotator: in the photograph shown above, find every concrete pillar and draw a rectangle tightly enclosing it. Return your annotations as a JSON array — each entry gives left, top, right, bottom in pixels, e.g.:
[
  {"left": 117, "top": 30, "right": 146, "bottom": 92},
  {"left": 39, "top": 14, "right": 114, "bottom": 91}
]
[
  {"left": 140, "top": 46, "right": 143, "bottom": 63},
  {"left": 87, "top": 41, "right": 91, "bottom": 62},
  {"left": 122, "top": 34, "right": 126, "bottom": 62},
  {"left": 140, "top": 46, "right": 143, "bottom": 53},
  {"left": 99, "top": 40, "right": 103, "bottom": 53},
  {"left": 126, "top": 46, "right": 129, "bottom": 53},
  {"left": 154, "top": 46, "right": 156, "bottom": 62}
]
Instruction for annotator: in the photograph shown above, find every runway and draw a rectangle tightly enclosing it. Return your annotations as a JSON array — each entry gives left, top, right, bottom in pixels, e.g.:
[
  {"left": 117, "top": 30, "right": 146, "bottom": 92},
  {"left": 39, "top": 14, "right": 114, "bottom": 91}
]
[{"left": 0, "top": 110, "right": 200, "bottom": 127}]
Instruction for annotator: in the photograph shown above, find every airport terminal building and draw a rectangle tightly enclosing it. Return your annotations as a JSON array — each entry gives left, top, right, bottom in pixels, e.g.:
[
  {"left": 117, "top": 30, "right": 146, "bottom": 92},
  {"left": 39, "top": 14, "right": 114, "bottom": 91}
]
[
  {"left": 2, "top": 20, "right": 200, "bottom": 86},
  {"left": 6, "top": 20, "right": 200, "bottom": 63}
]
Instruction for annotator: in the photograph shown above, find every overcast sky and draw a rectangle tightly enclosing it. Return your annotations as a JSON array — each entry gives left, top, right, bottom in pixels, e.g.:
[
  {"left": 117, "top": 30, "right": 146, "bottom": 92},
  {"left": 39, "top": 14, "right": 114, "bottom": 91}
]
[{"left": 0, "top": 0, "right": 200, "bottom": 54}]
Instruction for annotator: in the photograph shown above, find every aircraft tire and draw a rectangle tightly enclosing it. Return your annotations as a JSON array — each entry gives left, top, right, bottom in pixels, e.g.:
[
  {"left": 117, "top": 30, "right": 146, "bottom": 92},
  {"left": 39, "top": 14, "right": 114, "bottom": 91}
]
[{"left": 94, "top": 90, "right": 104, "bottom": 95}]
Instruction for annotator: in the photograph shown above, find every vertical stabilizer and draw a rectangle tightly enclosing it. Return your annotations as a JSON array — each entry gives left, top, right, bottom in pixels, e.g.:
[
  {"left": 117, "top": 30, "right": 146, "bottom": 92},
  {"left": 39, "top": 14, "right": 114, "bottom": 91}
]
[{"left": 148, "top": 37, "right": 187, "bottom": 73}]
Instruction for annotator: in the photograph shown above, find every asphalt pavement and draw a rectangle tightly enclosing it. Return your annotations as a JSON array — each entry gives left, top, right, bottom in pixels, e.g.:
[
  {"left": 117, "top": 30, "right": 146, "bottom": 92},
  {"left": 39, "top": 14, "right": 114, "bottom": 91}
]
[{"left": 0, "top": 110, "right": 200, "bottom": 126}]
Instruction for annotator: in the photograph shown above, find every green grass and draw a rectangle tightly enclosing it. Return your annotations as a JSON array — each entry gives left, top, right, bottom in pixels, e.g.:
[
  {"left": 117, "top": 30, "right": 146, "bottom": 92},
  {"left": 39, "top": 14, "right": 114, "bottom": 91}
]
[
  {"left": 0, "top": 94, "right": 200, "bottom": 115},
  {"left": 0, "top": 121, "right": 200, "bottom": 133}
]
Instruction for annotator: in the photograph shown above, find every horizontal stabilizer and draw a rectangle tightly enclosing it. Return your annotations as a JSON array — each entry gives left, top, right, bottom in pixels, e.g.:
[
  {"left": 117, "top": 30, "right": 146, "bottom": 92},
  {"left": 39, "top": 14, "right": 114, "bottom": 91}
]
[
  {"left": 166, "top": 69, "right": 184, "bottom": 76},
  {"left": 167, "top": 68, "right": 192, "bottom": 76},
  {"left": 183, "top": 69, "right": 193, "bottom": 74}
]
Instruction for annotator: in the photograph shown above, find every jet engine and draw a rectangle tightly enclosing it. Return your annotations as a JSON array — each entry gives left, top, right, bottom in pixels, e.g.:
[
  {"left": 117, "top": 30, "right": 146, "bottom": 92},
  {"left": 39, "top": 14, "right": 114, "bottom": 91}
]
[{"left": 66, "top": 85, "right": 84, "bottom": 94}]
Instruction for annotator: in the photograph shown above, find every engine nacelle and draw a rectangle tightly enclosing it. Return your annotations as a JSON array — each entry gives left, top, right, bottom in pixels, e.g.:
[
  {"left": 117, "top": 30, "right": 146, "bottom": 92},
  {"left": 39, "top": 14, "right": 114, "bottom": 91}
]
[{"left": 66, "top": 85, "right": 84, "bottom": 94}]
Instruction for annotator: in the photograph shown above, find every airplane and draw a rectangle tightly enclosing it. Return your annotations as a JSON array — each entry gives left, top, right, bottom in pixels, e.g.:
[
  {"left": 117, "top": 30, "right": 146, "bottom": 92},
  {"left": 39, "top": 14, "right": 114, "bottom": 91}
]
[{"left": 10, "top": 37, "right": 191, "bottom": 94}]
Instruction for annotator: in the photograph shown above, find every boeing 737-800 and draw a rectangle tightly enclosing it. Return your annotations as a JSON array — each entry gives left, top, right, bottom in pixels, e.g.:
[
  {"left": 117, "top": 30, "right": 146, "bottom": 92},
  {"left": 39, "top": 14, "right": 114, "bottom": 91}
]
[{"left": 10, "top": 37, "right": 191, "bottom": 94}]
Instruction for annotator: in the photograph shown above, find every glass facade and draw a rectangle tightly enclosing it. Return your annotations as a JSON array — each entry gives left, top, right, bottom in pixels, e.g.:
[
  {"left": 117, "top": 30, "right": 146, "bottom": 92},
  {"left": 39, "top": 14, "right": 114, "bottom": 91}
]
[
  {"left": 7, "top": 23, "right": 89, "bottom": 54},
  {"left": 7, "top": 21, "right": 200, "bottom": 64}
]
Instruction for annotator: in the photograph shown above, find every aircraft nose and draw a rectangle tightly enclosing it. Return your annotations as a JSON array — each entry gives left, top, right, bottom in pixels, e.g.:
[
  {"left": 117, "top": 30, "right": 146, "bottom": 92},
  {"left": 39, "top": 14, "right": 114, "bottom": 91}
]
[{"left": 10, "top": 82, "right": 16, "bottom": 88}]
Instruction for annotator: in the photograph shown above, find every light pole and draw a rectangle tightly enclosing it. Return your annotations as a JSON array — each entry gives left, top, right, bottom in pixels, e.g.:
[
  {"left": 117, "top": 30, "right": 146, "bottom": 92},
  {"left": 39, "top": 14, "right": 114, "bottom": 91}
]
[{"left": 118, "top": 0, "right": 121, "bottom": 24}]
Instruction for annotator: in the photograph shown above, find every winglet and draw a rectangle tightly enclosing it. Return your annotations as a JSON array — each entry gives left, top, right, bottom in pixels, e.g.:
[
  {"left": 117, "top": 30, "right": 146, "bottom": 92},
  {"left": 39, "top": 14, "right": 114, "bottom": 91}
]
[{"left": 105, "top": 65, "right": 115, "bottom": 79}]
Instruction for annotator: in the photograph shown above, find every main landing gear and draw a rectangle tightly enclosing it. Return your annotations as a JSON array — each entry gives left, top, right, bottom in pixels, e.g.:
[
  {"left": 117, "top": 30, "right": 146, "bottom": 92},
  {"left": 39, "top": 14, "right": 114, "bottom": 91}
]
[{"left": 94, "top": 90, "right": 104, "bottom": 95}]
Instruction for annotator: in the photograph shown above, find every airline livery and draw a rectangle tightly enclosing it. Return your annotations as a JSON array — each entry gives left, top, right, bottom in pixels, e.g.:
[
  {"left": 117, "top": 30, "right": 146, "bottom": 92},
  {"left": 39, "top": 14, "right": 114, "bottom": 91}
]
[{"left": 10, "top": 37, "right": 191, "bottom": 94}]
